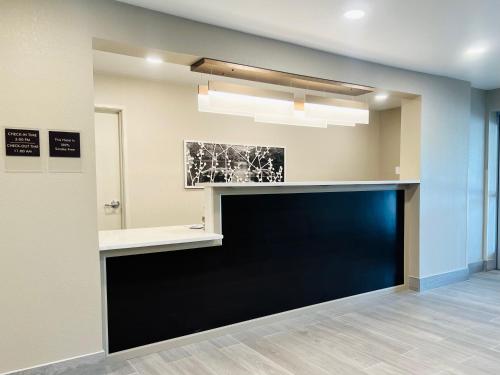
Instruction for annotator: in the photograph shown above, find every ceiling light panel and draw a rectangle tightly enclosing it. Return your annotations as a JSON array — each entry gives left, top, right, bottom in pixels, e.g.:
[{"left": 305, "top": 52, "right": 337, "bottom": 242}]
[
  {"left": 465, "top": 44, "right": 488, "bottom": 56},
  {"left": 146, "top": 56, "right": 163, "bottom": 64},
  {"left": 344, "top": 9, "right": 365, "bottom": 20},
  {"left": 374, "top": 93, "right": 389, "bottom": 101}
]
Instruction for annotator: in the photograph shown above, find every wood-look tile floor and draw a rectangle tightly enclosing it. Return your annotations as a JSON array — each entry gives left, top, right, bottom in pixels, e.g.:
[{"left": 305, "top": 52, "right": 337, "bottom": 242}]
[{"left": 67, "top": 271, "right": 500, "bottom": 375}]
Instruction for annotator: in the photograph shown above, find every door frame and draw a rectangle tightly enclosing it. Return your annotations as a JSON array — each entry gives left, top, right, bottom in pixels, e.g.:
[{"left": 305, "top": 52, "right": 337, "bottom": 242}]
[
  {"left": 484, "top": 110, "right": 500, "bottom": 271},
  {"left": 94, "top": 105, "right": 129, "bottom": 229},
  {"left": 496, "top": 112, "right": 500, "bottom": 270}
]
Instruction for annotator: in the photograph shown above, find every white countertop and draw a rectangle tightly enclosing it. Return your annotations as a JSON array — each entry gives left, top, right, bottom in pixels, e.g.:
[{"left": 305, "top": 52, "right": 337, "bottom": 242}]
[
  {"left": 99, "top": 225, "right": 223, "bottom": 251},
  {"left": 200, "top": 180, "right": 419, "bottom": 188}
]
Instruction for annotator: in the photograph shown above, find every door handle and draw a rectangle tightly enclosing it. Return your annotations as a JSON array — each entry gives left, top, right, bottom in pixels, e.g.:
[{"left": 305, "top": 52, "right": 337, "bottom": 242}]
[{"left": 104, "top": 200, "right": 120, "bottom": 209}]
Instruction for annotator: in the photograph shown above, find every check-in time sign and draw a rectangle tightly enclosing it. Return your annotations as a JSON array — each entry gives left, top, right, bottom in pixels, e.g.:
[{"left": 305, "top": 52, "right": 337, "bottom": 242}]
[{"left": 5, "top": 128, "right": 40, "bottom": 157}]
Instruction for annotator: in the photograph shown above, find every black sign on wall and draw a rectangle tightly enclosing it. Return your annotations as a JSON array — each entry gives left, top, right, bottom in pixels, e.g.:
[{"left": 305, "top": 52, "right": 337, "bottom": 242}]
[
  {"left": 49, "top": 131, "right": 81, "bottom": 158},
  {"left": 5, "top": 128, "right": 40, "bottom": 157}
]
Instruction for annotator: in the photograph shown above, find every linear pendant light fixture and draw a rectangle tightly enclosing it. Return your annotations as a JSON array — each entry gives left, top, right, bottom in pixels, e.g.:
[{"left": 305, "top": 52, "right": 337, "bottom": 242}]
[
  {"left": 192, "top": 58, "right": 374, "bottom": 96},
  {"left": 197, "top": 81, "right": 369, "bottom": 128}
]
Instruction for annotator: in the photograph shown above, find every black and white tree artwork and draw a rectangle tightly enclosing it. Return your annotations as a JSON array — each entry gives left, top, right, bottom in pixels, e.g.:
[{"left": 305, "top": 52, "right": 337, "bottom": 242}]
[{"left": 184, "top": 141, "right": 285, "bottom": 188}]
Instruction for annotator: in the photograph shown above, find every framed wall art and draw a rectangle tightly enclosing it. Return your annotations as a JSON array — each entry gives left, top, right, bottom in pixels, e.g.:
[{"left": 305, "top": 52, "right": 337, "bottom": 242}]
[{"left": 184, "top": 140, "right": 285, "bottom": 188}]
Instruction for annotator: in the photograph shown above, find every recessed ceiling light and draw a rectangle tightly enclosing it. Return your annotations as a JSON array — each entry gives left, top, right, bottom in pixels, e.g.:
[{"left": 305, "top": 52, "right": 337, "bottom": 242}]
[
  {"left": 146, "top": 56, "right": 163, "bottom": 64},
  {"left": 375, "top": 93, "right": 388, "bottom": 101},
  {"left": 465, "top": 44, "right": 488, "bottom": 56},
  {"left": 344, "top": 9, "right": 365, "bottom": 20}
]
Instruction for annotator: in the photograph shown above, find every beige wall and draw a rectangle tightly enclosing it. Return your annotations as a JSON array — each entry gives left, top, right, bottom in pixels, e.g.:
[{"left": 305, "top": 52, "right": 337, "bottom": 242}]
[
  {"left": 0, "top": 1, "right": 102, "bottom": 373},
  {"left": 94, "top": 73, "right": 400, "bottom": 227},
  {"left": 378, "top": 108, "right": 401, "bottom": 180},
  {"left": 400, "top": 98, "right": 421, "bottom": 181}
]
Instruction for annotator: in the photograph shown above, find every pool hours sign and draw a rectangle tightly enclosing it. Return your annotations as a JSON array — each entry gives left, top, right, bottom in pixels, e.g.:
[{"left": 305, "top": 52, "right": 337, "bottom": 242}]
[{"left": 4, "top": 128, "right": 40, "bottom": 157}]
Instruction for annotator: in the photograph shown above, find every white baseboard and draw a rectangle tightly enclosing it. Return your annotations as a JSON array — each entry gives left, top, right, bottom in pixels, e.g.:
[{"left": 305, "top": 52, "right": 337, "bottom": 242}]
[
  {"left": 409, "top": 268, "right": 469, "bottom": 292},
  {"left": 468, "top": 260, "right": 485, "bottom": 274},
  {"left": 1, "top": 351, "right": 104, "bottom": 375},
  {"left": 486, "top": 259, "right": 497, "bottom": 271},
  {"left": 468, "top": 259, "right": 497, "bottom": 274}
]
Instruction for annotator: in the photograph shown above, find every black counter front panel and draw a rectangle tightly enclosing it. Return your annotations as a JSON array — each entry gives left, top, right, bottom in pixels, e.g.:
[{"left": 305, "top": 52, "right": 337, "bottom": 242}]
[{"left": 106, "top": 190, "right": 404, "bottom": 353}]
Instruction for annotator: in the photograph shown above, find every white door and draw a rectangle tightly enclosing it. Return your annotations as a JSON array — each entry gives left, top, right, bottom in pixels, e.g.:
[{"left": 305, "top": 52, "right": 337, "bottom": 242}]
[{"left": 95, "top": 111, "right": 123, "bottom": 230}]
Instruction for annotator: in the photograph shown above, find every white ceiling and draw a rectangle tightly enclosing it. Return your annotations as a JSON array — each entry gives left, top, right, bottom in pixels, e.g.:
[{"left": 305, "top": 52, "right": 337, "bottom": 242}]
[{"left": 118, "top": 0, "right": 500, "bottom": 90}]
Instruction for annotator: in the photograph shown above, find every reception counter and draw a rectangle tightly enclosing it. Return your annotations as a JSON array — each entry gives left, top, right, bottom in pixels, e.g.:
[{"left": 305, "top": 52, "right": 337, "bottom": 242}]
[
  {"left": 100, "top": 180, "right": 418, "bottom": 355},
  {"left": 99, "top": 225, "right": 223, "bottom": 254}
]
